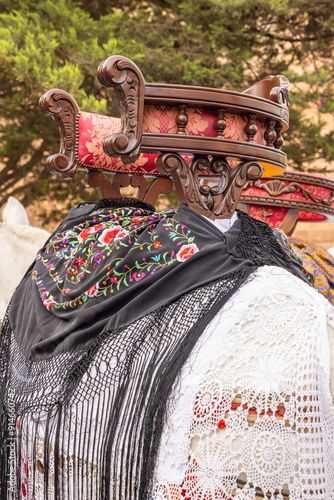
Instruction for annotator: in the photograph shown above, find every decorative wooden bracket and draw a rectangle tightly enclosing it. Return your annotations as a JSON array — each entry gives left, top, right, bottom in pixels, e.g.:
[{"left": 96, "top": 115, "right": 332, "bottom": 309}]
[
  {"left": 84, "top": 171, "right": 173, "bottom": 206},
  {"left": 39, "top": 89, "right": 80, "bottom": 179},
  {"left": 97, "top": 55, "right": 145, "bottom": 164},
  {"left": 156, "top": 153, "right": 263, "bottom": 219}
]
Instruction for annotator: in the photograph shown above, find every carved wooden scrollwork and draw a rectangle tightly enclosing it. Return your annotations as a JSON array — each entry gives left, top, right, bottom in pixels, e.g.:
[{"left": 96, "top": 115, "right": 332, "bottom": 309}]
[
  {"left": 269, "top": 76, "right": 289, "bottom": 126},
  {"left": 156, "top": 153, "right": 264, "bottom": 219},
  {"left": 39, "top": 89, "right": 80, "bottom": 178},
  {"left": 253, "top": 179, "right": 334, "bottom": 206},
  {"left": 196, "top": 157, "right": 230, "bottom": 211},
  {"left": 270, "top": 85, "right": 289, "bottom": 107},
  {"left": 97, "top": 55, "right": 145, "bottom": 164},
  {"left": 84, "top": 170, "right": 173, "bottom": 206},
  {"left": 214, "top": 161, "right": 264, "bottom": 217}
]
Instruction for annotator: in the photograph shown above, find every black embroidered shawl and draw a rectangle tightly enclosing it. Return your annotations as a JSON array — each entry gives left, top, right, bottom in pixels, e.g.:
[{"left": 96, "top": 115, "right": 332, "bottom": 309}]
[{"left": 0, "top": 201, "right": 311, "bottom": 500}]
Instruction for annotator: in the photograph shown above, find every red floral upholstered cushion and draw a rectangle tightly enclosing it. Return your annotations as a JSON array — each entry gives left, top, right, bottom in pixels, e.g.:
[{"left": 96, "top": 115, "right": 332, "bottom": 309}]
[
  {"left": 77, "top": 107, "right": 267, "bottom": 176},
  {"left": 77, "top": 112, "right": 160, "bottom": 175}
]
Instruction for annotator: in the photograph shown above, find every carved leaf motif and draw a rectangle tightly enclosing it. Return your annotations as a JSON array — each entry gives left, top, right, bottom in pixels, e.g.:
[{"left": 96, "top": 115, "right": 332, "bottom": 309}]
[
  {"left": 254, "top": 179, "right": 334, "bottom": 206},
  {"left": 215, "top": 162, "right": 263, "bottom": 216},
  {"left": 156, "top": 153, "right": 263, "bottom": 218},
  {"left": 254, "top": 179, "right": 291, "bottom": 197}
]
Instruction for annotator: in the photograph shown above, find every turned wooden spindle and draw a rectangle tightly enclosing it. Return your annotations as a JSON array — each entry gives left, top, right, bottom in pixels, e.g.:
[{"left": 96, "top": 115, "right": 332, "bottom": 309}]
[
  {"left": 176, "top": 104, "right": 188, "bottom": 134},
  {"left": 214, "top": 108, "right": 227, "bottom": 138},
  {"left": 245, "top": 113, "right": 257, "bottom": 143},
  {"left": 264, "top": 117, "right": 277, "bottom": 147},
  {"left": 274, "top": 121, "right": 284, "bottom": 150}
]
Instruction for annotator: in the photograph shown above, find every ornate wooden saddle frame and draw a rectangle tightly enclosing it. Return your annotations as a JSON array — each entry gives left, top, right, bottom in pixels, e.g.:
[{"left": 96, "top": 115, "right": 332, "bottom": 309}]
[
  {"left": 40, "top": 55, "right": 290, "bottom": 219},
  {"left": 239, "top": 171, "right": 334, "bottom": 236}
]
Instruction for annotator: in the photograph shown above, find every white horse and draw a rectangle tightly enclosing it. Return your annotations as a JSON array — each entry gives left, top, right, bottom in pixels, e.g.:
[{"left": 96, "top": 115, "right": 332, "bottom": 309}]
[{"left": 0, "top": 197, "right": 50, "bottom": 321}]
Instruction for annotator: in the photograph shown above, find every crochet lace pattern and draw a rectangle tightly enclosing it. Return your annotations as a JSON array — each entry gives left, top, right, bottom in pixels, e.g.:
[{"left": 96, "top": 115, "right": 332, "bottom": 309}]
[{"left": 153, "top": 267, "right": 334, "bottom": 499}]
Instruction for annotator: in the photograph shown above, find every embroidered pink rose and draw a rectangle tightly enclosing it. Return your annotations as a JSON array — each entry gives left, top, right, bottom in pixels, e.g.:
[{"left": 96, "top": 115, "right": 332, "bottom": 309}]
[
  {"left": 78, "top": 223, "right": 103, "bottom": 243},
  {"left": 86, "top": 283, "right": 99, "bottom": 298},
  {"left": 176, "top": 243, "right": 199, "bottom": 262},
  {"left": 99, "top": 226, "right": 129, "bottom": 245},
  {"left": 43, "top": 299, "right": 56, "bottom": 310}
]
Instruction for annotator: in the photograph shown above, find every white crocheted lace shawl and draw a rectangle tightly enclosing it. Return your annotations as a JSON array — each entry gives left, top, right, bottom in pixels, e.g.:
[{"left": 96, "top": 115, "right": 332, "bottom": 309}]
[{"left": 153, "top": 266, "right": 334, "bottom": 500}]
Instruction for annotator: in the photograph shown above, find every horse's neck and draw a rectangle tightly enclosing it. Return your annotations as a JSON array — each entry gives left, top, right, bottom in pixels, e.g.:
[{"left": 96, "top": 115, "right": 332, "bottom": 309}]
[{"left": 0, "top": 222, "right": 50, "bottom": 247}]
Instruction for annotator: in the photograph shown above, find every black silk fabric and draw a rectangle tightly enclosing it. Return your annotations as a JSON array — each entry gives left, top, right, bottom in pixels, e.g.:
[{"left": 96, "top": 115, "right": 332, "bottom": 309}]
[{"left": 10, "top": 203, "right": 256, "bottom": 360}]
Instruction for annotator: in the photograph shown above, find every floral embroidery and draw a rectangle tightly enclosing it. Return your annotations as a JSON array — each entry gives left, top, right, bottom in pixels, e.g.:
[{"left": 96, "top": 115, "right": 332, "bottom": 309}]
[
  {"left": 98, "top": 226, "right": 129, "bottom": 245},
  {"left": 176, "top": 244, "right": 199, "bottom": 262},
  {"left": 43, "top": 299, "right": 56, "bottom": 311},
  {"left": 86, "top": 283, "right": 99, "bottom": 298},
  {"left": 33, "top": 206, "right": 200, "bottom": 312},
  {"left": 289, "top": 236, "right": 334, "bottom": 305},
  {"left": 78, "top": 223, "right": 103, "bottom": 243}
]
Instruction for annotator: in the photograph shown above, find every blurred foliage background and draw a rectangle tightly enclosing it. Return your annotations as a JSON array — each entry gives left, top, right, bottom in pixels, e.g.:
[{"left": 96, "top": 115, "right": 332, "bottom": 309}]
[{"left": 0, "top": 0, "right": 333, "bottom": 229}]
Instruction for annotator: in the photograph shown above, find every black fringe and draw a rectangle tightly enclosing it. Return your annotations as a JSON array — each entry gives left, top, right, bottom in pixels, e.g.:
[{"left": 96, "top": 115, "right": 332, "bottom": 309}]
[
  {"left": 0, "top": 211, "right": 312, "bottom": 500},
  {"left": 94, "top": 197, "right": 155, "bottom": 213}
]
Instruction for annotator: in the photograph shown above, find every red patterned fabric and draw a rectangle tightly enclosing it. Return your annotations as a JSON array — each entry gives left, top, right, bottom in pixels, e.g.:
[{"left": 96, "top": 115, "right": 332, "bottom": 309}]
[
  {"left": 142, "top": 105, "right": 266, "bottom": 143},
  {"left": 77, "top": 112, "right": 161, "bottom": 175},
  {"left": 77, "top": 107, "right": 266, "bottom": 176},
  {"left": 244, "top": 171, "right": 333, "bottom": 226}
]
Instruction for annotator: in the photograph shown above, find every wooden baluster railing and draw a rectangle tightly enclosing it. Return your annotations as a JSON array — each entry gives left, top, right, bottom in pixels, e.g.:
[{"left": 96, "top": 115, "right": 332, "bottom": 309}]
[
  {"left": 245, "top": 113, "right": 257, "bottom": 142},
  {"left": 176, "top": 104, "right": 188, "bottom": 134},
  {"left": 214, "top": 108, "right": 227, "bottom": 138}
]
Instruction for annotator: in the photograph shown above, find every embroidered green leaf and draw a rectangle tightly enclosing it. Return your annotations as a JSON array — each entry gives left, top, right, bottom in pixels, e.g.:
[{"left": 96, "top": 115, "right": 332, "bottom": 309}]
[
  {"left": 163, "top": 252, "right": 168, "bottom": 262},
  {"left": 82, "top": 295, "right": 88, "bottom": 303},
  {"left": 135, "top": 261, "right": 141, "bottom": 269},
  {"left": 113, "top": 270, "right": 122, "bottom": 276},
  {"left": 188, "top": 236, "right": 195, "bottom": 243}
]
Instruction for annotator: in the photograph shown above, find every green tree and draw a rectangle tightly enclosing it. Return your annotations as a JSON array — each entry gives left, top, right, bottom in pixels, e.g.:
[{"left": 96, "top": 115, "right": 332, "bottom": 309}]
[{"left": 0, "top": 0, "right": 333, "bottom": 226}]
